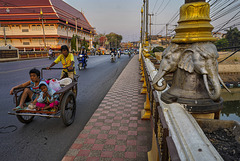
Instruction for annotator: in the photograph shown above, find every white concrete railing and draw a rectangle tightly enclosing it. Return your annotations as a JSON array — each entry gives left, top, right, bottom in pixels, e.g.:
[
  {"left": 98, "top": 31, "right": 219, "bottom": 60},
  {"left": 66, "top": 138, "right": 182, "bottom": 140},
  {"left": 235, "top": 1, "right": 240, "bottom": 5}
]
[{"left": 143, "top": 56, "right": 223, "bottom": 161}]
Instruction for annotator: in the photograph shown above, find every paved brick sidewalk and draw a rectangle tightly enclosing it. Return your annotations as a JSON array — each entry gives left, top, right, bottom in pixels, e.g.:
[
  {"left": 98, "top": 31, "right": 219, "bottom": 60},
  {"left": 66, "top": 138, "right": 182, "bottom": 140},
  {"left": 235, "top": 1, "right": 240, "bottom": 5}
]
[{"left": 62, "top": 55, "right": 152, "bottom": 161}]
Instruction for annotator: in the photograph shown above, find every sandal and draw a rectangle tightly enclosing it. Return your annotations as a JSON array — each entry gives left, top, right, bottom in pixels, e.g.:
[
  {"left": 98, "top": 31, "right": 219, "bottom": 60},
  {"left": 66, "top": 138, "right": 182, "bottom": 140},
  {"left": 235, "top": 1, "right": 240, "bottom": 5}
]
[{"left": 13, "top": 106, "right": 23, "bottom": 111}]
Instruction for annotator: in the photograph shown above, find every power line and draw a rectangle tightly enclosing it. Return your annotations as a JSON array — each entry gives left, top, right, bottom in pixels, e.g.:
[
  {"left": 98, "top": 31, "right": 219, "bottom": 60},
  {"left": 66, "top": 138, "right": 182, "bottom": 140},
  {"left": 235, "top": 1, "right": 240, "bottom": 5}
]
[
  {"left": 213, "top": 9, "right": 240, "bottom": 33},
  {"left": 167, "top": 10, "right": 179, "bottom": 24},
  {"left": 211, "top": 0, "right": 240, "bottom": 22},
  {"left": 155, "top": 0, "right": 171, "bottom": 16},
  {"left": 154, "top": 0, "right": 165, "bottom": 15},
  {"left": 151, "top": 0, "right": 240, "bottom": 38},
  {"left": 151, "top": 0, "right": 159, "bottom": 14}
]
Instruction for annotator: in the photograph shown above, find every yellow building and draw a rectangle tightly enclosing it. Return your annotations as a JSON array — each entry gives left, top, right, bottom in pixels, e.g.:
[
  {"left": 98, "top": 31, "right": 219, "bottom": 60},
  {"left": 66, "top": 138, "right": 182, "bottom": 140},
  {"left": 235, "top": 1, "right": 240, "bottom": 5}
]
[{"left": 0, "top": 0, "right": 95, "bottom": 51}]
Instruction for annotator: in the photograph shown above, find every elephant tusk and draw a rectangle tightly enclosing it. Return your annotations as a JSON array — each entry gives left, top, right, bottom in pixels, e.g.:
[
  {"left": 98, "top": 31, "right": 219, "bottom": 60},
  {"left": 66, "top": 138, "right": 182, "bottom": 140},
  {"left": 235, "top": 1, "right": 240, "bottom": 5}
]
[
  {"left": 152, "top": 70, "right": 167, "bottom": 91},
  {"left": 152, "top": 70, "right": 166, "bottom": 84},
  {"left": 203, "top": 74, "right": 220, "bottom": 101},
  {"left": 153, "top": 79, "right": 167, "bottom": 91},
  {"left": 203, "top": 75, "right": 211, "bottom": 96},
  {"left": 218, "top": 74, "right": 231, "bottom": 93}
]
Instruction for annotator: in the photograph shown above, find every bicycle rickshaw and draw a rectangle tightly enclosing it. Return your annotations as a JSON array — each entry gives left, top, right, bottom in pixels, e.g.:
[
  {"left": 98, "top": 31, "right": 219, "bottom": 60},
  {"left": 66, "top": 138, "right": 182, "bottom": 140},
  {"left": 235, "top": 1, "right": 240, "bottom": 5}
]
[{"left": 8, "top": 68, "right": 78, "bottom": 126}]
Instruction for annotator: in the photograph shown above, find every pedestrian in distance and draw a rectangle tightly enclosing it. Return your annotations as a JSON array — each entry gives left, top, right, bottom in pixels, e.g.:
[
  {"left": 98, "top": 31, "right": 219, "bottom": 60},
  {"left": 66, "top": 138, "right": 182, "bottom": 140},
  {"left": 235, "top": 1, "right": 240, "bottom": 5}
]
[
  {"left": 10, "top": 68, "right": 43, "bottom": 110},
  {"left": 46, "top": 45, "right": 76, "bottom": 79}
]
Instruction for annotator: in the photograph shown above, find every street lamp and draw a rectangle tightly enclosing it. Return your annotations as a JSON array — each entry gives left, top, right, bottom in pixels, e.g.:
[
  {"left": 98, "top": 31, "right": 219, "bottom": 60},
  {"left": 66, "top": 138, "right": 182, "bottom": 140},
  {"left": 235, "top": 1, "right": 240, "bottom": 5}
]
[
  {"left": 66, "top": 20, "right": 68, "bottom": 48},
  {"left": 4, "top": 8, "right": 10, "bottom": 46},
  {"left": 74, "top": 17, "right": 79, "bottom": 51},
  {"left": 40, "top": 9, "right": 46, "bottom": 50}
]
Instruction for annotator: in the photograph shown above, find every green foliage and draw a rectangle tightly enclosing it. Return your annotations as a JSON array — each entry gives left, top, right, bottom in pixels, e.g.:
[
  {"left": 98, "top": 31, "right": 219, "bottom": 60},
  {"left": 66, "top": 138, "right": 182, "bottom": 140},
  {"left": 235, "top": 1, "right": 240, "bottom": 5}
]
[
  {"left": 225, "top": 27, "right": 240, "bottom": 47},
  {"left": 81, "top": 37, "right": 89, "bottom": 51},
  {"left": 152, "top": 46, "right": 165, "bottom": 53},
  {"left": 94, "top": 34, "right": 105, "bottom": 42},
  {"left": 215, "top": 38, "right": 229, "bottom": 49},
  {"left": 150, "top": 53, "right": 156, "bottom": 57},
  {"left": 71, "top": 34, "right": 77, "bottom": 51},
  {"left": 93, "top": 41, "right": 98, "bottom": 48},
  {"left": 105, "top": 32, "right": 122, "bottom": 48}
]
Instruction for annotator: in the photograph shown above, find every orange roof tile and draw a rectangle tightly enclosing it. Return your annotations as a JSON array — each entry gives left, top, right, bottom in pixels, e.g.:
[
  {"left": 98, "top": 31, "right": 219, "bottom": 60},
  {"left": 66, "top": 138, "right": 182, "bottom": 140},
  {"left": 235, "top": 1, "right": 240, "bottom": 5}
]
[{"left": 0, "top": 0, "right": 93, "bottom": 32}]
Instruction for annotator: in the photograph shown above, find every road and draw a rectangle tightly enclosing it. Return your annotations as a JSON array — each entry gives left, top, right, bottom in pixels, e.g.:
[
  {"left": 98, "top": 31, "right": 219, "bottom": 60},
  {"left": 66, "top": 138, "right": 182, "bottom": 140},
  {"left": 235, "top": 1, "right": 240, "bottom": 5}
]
[{"left": 0, "top": 55, "right": 131, "bottom": 161}]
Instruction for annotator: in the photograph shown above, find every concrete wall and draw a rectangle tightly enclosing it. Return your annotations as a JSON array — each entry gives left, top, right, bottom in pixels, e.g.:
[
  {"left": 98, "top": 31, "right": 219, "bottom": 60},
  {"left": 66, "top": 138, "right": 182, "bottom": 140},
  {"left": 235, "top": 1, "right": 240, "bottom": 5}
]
[{"left": 0, "top": 24, "right": 93, "bottom": 50}]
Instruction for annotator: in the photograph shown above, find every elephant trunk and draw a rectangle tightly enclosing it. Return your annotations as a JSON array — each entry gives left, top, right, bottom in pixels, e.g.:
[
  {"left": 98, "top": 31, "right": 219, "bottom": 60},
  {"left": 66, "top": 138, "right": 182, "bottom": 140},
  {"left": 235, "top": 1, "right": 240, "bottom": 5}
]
[
  {"left": 152, "top": 70, "right": 167, "bottom": 91},
  {"left": 203, "top": 74, "right": 221, "bottom": 101}
]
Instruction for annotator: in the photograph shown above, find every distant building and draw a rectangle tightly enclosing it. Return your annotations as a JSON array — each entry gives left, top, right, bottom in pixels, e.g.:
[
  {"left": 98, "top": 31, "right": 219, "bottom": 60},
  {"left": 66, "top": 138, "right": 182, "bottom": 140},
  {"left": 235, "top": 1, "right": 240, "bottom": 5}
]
[
  {"left": 120, "top": 41, "right": 139, "bottom": 50},
  {"left": 0, "top": 0, "right": 96, "bottom": 51},
  {"left": 149, "top": 35, "right": 171, "bottom": 48},
  {"left": 212, "top": 32, "right": 225, "bottom": 40}
]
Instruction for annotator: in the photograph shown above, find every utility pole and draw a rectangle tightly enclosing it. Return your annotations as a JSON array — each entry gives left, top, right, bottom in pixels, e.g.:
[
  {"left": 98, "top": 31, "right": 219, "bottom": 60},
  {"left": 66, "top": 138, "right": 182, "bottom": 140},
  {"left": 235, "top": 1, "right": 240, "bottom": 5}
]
[
  {"left": 143, "top": 0, "right": 146, "bottom": 41},
  {"left": 3, "top": 25, "right": 7, "bottom": 46},
  {"left": 66, "top": 20, "right": 68, "bottom": 48},
  {"left": 166, "top": 23, "right": 168, "bottom": 47},
  {"left": 40, "top": 9, "right": 46, "bottom": 50},
  {"left": 141, "top": 7, "right": 143, "bottom": 44},
  {"left": 149, "top": 13, "right": 154, "bottom": 43},
  {"left": 75, "top": 18, "right": 78, "bottom": 51},
  {"left": 146, "top": 0, "right": 149, "bottom": 41},
  {"left": 4, "top": 8, "right": 10, "bottom": 46}
]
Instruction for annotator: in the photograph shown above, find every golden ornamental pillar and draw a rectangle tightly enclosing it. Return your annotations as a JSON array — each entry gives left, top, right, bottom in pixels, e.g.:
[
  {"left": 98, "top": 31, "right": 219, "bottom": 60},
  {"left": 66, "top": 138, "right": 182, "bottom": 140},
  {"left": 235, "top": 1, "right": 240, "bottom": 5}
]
[{"left": 152, "top": 0, "right": 231, "bottom": 119}]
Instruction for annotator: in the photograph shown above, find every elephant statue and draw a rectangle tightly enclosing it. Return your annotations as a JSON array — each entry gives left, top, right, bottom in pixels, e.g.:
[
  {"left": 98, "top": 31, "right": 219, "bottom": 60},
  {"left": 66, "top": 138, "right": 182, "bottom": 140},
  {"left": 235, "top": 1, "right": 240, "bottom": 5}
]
[
  {"left": 152, "top": 43, "right": 189, "bottom": 91},
  {"left": 153, "top": 42, "right": 230, "bottom": 101}
]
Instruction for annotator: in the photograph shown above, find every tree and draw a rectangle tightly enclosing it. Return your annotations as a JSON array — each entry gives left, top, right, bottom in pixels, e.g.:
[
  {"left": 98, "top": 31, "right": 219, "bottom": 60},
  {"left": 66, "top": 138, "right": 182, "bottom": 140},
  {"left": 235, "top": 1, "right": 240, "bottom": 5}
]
[
  {"left": 106, "top": 32, "right": 122, "bottom": 49},
  {"left": 225, "top": 27, "right": 240, "bottom": 47},
  {"left": 71, "top": 34, "right": 79, "bottom": 51},
  {"left": 215, "top": 38, "right": 229, "bottom": 49},
  {"left": 95, "top": 34, "right": 107, "bottom": 47},
  {"left": 93, "top": 41, "right": 98, "bottom": 49},
  {"left": 81, "top": 37, "right": 89, "bottom": 51}
]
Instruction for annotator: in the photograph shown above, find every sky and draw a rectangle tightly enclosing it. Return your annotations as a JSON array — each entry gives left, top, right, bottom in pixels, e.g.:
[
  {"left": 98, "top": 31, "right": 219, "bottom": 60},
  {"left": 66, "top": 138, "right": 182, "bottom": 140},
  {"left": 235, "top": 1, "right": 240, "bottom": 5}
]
[
  {"left": 63, "top": 0, "right": 240, "bottom": 42},
  {"left": 64, "top": 0, "right": 185, "bottom": 42}
]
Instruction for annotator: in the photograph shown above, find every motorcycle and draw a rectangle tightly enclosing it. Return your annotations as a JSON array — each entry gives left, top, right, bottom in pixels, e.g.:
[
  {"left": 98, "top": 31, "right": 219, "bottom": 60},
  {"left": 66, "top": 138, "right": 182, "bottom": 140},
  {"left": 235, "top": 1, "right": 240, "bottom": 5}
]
[
  {"left": 117, "top": 51, "right": 121, "bottom": 58},
  {"left": 128, "top": 52, "right": 131, "bottom": 58},
  {"left": 110, "top": 52, "right": 116, "bottom": 63},
  {"left": 48, "top": 53, "right": 55, "bottom": 60},
  {"left": 77, "top": 54, "right": 87, "bottom": 70}
]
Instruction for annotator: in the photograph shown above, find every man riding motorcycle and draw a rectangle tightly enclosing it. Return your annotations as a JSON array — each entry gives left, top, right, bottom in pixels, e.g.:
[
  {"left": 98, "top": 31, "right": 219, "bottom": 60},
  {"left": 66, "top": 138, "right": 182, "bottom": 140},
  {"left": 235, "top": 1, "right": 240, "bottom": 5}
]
[
  {"left": 117, "top": 49, "right": 121, "bottom": 58},
  {"left": 77, "top": 46, "right": 88, "bottom": 69},
  {"left": 48, "top": 48, "right": 54, "bottom": 59},
  {"left": 110, "top": 48, "right": 116, "bottom": 62}
]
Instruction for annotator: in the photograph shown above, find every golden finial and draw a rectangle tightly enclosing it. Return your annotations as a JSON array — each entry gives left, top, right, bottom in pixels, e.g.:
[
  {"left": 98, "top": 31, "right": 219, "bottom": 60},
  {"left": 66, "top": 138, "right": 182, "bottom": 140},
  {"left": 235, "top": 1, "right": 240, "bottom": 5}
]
[{"left": 171, "top": 1, "right": 216, "bottom": 43}]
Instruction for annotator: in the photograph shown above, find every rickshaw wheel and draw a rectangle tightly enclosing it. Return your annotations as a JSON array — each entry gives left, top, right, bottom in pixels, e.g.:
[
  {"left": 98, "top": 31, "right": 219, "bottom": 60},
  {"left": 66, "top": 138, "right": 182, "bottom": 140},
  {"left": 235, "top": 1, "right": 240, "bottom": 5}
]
[
  {"left": 72, "top": 84, "right": 78, "bottom": 97},
  {"left": 72, "top": 77, "right": 78, "bottom": 97},
  {"left": 60, "top": 91, "right": 76, "bottom": 126},
  {"left": 16, "top": 93, "right": 34, "bottom": 124}
]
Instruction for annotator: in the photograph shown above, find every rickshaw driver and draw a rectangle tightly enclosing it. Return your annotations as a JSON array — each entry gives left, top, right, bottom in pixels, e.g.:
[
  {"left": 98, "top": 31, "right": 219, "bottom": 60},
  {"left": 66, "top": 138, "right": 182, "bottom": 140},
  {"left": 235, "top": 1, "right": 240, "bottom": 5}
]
[{"left": 46, "top": 45, "right": 76, "bottom": 79}]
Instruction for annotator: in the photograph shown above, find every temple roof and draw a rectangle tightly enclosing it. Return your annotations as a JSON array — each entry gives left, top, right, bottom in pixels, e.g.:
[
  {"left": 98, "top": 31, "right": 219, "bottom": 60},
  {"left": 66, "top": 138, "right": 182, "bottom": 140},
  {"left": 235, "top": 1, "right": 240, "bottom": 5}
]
[{"left": 0, "top": 0, "right": 94, "bottom": 32}]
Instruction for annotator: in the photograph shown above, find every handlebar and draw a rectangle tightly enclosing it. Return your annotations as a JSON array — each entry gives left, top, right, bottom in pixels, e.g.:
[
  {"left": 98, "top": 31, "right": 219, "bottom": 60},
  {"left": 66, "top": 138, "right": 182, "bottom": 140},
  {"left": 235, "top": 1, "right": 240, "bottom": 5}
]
[
  {"left": 41, "top": 68, "right": 67, "bottom": 70},
  {"left": 41, "top": 67, "right": 75, "bottom": 79}
]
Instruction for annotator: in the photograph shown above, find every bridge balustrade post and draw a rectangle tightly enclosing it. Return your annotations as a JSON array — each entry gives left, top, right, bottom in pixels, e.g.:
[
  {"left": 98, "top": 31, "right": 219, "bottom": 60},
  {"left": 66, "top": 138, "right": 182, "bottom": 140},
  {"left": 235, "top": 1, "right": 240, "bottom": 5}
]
[
  {"left": 141, "top": 61, "right": 151, "bottom": 119},
  {"left": 152, "top": 0, "right": 229, "bottom": 119}
]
